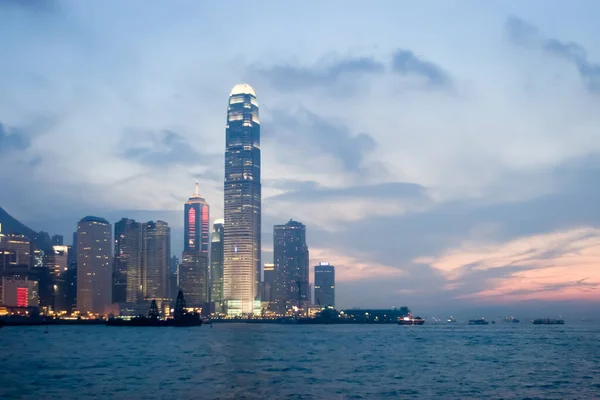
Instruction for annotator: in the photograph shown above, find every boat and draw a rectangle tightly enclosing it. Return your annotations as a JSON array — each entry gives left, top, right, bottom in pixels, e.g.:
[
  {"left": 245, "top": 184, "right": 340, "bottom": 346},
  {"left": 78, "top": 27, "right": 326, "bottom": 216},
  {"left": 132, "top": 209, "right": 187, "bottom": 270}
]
[
  {"left": 447, "top": 316, "right": 456, "bottom": 323},
  {"left": 504, "top": 316, "right": 520, "bottom": 323},
  {"left": 468, "top": 318, "right": 489, "bottom": 325},
  {"left": 532, "top": 318, "right": 564, "bottom": 325},
  {"left": 398, "top": 315, "right": 425, "bottom": 325}
]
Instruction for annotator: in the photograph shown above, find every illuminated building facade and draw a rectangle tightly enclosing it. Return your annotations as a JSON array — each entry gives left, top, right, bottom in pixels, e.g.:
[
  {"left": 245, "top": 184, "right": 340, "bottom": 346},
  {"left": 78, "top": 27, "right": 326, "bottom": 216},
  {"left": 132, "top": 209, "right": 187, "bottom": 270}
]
[
  {"left": 45, "top": 245, "right": 69, "bottom": 312},
  {"left": 223, "top": 83, "right": 262, "bottom": 315},
  {"left": 262, "top": 263, "right": 275, "bottom": 302},
  {"left": 273, "top": 220, "right": 309, "bottom": 306},
  {"left": 184, "top": 182, "right": 210, "bottom": 254},
  {"left": 143, "top": 220, "right": 170, "bottom": 306},
  {"left": 1, "top": 276, "right": 38, "bottom": 307},
  {"left": 0, "top": 233, "right": 31, "bottom": 267},
  {"left": 210, "top": 219, "right": 224, "bottom": 307},
  {"left": 180, "top": 184, "right": 209, "bottom": 309},
  {"left": 314, "top": 263, "right": 335, "bottom": 308},
  {"left": 113, "top": 218, "right": 144, "bottom": 304},
  {"left": 179, "top": 251, "right": 208, "bottom": 308},
  {"left": 76, "top": 216, "right": 112, "bottom": 314}
]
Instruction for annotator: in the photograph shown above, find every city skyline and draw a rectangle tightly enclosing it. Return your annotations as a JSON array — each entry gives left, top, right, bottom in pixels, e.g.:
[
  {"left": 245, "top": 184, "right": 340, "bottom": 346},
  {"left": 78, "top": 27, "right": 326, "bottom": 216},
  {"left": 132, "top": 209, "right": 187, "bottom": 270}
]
[{"left": 2, "top": 1, "right": 600, "bottom": 313}]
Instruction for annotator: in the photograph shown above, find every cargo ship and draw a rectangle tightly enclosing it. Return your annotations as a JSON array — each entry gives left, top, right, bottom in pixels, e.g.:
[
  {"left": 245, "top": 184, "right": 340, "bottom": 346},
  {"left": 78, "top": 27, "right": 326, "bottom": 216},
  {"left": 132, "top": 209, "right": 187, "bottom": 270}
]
[
  {"left": 398, "top": 315, "right": 425, "bottom": 325},
  {"left": 532, "top": 318, "right": 564, "bottom": 325}
]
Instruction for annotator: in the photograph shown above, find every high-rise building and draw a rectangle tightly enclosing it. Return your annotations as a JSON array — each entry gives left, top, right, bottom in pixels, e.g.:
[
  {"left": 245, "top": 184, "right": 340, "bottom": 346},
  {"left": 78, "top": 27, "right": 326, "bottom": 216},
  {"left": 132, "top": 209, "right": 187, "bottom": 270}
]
[
  {"left": 0, "top": 233, "right": 31, "bottom": 267},
  {"left": 210, "top": 219, "right": 224, "bottom": 306},
  {"left": 66, "top": 240, "right": 77, "bottom": 313},
  {"left": 76, "top": 216, "right": 112, "bottom": 315},
  {"left": 180, "top": 185, "right": 210, "bottom": 310},
  {"left": 170, "top": 255, "right": 179, "bottom": 275},
  {"left": 273, "top": 220, "right": 309, "bottom": 306},
  {"left": 223, "top": 83, "right": 261, "bottom": 316},
  {"left": 168, "top": 255, "right": 179, "bottom": 304},
  {"left": 52, "top": 234, "right": 64, "bottom": 246},
  {"left": 314, "top": 263, "right": 335, "bottom": 308},
  {"left": 262, "top": 263, "right": 275, "bottom": 302},
  {"left": 184, "top": 182, "right": 210, "bottom": 254},
  {"left": 179, "top": 251, "right": 208, "bottom": 309},
  {"left": 1, "top": 276, "right": 39, "bottom": 307},
  {"left": 45, "top": 245, "right": 69, "bottom": 312},
  {"left": 143, "top": 221, "right": 170, "bottom": 305},
  {"left": 113, "top": 218, "right": 144, "bottom": 304}
]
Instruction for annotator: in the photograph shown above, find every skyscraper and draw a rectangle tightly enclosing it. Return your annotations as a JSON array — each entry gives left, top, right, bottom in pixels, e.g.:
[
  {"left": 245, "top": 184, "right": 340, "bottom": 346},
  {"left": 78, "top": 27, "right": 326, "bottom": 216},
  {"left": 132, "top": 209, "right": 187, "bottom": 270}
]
[
  {"left": 46, "top": 245, "right": 69, "bottom": 312},
  {"left": 168, "top": 255, "right": 179, "bottom": 304},
  {"left": 210, "top": 219, "right": 224, "bottom": 307},
  {"left": 314, "top": 263, "right": 335, "bottom": 308},
  {"left": 223, "top": 83, "right": 261, "bottom": 316},
  {"left": 143, "top": 221, "right": 170, "bottom": 305},
  {"left": 179, "top": 252, "right": 208, "bottom": 308},
  {"left": 76, "top": 216, "right": 112, "bottom": 315},
  {"left": 113, "top": 218, "right": 144, "bottom": 304},
  {"left": 184, "top": 182, "right": 210, "bottom": 254},
  {"left": 0, "top": 233, "right": 30, "bottom": 267},
  {"left": 273, "top": 220, "right": 309, "bottom": 306},
  {"left": 262, "top": 263, "right": 275, "bottom": 302},
  {"left": 180, "top": 184, "right": 210, "bottom": 309}
]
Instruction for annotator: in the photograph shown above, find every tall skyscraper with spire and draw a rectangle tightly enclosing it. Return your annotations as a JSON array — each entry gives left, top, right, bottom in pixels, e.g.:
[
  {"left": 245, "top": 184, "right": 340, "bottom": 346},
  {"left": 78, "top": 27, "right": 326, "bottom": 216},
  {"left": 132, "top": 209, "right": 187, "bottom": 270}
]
[
  {"left": 223, "top": 83, "right": 261, "bottom": 315},
  {"left": 184, "top": 181, "right": 209, "bottom": 254},
  {"left": 180, "top": 183, "right": 210, "bottom": 308}
]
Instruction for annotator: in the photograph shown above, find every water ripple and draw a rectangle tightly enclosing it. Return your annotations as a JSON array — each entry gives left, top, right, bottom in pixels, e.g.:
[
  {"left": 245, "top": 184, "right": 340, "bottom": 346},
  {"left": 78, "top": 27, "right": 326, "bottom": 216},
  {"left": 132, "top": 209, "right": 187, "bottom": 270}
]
[{"left": 1, "top": 323, "right": 599, "bottom": 399}]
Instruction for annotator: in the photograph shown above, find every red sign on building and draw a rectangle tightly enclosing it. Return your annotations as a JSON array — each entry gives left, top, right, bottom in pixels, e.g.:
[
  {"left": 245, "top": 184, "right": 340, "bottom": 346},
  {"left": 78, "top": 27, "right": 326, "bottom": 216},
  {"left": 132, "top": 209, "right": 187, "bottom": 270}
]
[{"left": 17, "top": 287, "right": 28, "bottom": 307}]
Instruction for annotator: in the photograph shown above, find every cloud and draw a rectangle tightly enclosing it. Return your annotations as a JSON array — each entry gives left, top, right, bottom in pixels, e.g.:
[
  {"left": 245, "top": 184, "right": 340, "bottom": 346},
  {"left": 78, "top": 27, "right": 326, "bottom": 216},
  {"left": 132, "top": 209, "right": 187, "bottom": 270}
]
[
  {"left": 391, "top": 49, "right": 452, "bottom": 88},
  {"left": 263, "top": 181, "right": 432, "bottom": 231},
  {"left": 120, "top": 129, "right": 215, "bottom": 167},
  {"left": 264, "top": 108, "right": 381, "bottom": 176},
  {"left": 251, "top": 55, "right": 385, "bottom": 91},
  {"left": 266, "top": 180, "right": 428, "bottom": 202},
  {"left": 309, "top": 246, "right": 404, "bottom": 283},
  {"left": 506, "top": 16, "right": 600, "bottom": 93},
  {"left": 0, "top": 122, "right": 30, "bottom": 153},
  {"left": 421, "top": 227, "right": 600, "bottom": 302}
]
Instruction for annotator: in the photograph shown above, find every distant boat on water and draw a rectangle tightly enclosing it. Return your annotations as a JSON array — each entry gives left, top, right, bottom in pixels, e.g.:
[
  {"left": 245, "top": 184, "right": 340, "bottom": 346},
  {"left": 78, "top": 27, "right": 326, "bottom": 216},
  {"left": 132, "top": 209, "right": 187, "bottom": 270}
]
[
  {"left": 504, "top": 316, "right": 520, "bottom": 323},
  {"left": 468, "top": 318, "right": 489, "bottom": 325},
  {"left": 447, "top": 316, "right": 456, "bottom": 323},
  {"left": 398, "top": 315, "right": 425, "bottom": 325},
  {"left": 532, "top": 318, "right": 564, "bottom": 325}
]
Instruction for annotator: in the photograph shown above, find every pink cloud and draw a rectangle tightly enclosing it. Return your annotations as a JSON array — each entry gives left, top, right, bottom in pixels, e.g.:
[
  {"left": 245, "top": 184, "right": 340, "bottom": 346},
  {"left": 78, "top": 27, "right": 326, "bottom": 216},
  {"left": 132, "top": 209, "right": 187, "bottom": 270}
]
[
  {"left": 309, "top": 247, "right": 404, "bottom": 283},
  {"left": 416, "top": 227, "right": 600, "bottom": 301}
]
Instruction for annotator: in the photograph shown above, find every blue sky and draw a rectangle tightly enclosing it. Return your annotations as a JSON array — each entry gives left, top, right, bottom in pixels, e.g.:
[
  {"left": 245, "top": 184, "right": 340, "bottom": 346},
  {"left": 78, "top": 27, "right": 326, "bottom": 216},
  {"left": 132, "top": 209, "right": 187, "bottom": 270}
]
[{"left": 2, "top": 0, "right": 600, "bottom": 314}]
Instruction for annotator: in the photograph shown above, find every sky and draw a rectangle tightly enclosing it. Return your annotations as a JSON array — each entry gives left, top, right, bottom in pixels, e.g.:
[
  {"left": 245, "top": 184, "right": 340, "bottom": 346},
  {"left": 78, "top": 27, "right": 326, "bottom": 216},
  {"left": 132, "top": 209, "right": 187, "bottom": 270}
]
[{"left": 2, "top": 0, "right": 600, "bottom": 315}]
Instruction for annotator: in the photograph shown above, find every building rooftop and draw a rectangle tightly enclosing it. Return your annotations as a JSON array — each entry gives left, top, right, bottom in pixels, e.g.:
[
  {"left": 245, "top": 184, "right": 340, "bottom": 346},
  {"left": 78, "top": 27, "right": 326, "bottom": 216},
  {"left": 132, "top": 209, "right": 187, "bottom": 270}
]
[
  {"left": 80, "top": 216, "right": 109, "bottom": 224},
  {"left": 230, "top": 83, "right": 256, "bottom": 97}
]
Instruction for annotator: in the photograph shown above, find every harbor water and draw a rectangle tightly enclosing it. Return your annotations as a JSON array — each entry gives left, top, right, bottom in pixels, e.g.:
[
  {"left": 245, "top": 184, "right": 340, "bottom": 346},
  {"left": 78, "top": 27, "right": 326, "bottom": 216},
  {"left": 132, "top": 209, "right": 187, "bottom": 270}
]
[{"left": 1, "top": 322, "right": 599, "bottom": 399}]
